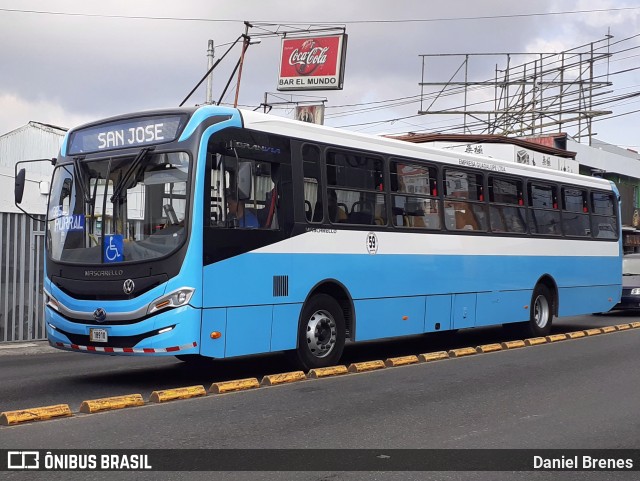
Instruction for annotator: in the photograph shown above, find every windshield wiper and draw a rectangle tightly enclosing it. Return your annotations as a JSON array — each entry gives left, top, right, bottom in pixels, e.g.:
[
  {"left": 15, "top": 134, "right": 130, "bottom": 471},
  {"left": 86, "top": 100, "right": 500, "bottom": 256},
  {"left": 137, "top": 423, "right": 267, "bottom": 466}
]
[
  {"left": 72, "top": 156, "right": 92, "bottom": 205},
  {"left": 110, "top": 147, "right": 154, "bottom": 203}
]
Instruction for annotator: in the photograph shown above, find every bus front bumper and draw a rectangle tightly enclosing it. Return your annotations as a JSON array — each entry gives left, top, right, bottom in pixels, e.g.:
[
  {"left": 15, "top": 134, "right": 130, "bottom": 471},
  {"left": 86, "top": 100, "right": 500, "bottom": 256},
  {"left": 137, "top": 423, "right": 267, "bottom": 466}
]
[{"left": 45, "top": 305, "right": 201, "bottom": 356}]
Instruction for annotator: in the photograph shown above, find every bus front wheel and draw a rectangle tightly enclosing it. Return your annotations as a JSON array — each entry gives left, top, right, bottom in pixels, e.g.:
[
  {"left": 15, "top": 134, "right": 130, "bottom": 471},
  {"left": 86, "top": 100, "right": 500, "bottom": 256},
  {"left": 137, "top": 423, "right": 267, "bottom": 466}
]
[{"left": 292, "top": 294, "right": 346, "bottom": 370}]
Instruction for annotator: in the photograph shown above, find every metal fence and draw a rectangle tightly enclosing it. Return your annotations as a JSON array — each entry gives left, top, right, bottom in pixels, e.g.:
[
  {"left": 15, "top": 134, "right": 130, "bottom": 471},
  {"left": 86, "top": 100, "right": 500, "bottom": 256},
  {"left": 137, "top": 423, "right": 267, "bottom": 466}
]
[{"left": 0, "top": 212, "right": 45, "bottom": 342}]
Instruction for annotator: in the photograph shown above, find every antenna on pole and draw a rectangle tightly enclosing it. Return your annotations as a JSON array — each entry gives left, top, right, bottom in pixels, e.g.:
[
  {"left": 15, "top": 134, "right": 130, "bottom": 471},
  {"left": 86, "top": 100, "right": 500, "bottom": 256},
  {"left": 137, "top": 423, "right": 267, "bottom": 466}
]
[{"left": 206, "top": 40, "right": 215, "bottom": 104}]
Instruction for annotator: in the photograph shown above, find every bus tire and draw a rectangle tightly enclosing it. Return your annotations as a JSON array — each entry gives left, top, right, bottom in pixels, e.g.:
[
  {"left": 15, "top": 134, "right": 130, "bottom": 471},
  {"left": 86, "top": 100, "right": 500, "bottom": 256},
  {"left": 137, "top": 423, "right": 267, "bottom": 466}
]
[
  {"left": 526, "top": 284, "right": 553, "bottom": 337},
  {"left": 292, "top": 294, "right": 345, "bottom": 370}
]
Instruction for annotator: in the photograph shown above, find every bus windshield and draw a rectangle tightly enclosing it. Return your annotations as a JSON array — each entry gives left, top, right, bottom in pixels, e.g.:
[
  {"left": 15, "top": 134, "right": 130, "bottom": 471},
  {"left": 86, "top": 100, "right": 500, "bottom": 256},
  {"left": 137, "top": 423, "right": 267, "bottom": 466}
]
[{"left": 47, "top": 151, "right": 191, "bottom": 264}]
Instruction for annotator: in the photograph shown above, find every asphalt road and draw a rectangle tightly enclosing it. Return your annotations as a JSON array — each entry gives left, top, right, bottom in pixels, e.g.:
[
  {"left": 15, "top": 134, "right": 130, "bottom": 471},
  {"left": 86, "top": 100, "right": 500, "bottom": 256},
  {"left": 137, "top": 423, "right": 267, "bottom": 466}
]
[
  {"left": 0, "top": 313, "right": 640, "bottom": 412},
  {"left": 0, "top": 312, "right": 634, "bottom": 414},
  {"left": 1, "top": 312, "right": 639, "bottom": 481}
]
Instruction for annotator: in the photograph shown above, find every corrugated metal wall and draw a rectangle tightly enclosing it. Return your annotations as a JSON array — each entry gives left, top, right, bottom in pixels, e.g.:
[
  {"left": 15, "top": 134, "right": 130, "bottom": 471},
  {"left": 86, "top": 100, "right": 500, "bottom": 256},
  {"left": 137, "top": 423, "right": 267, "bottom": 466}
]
[
  {"left": 0, "top": 213, "right": 45, "bottom": 342},
  {"left": 0, "top": 122, "right": 65, "bottom": 343}
]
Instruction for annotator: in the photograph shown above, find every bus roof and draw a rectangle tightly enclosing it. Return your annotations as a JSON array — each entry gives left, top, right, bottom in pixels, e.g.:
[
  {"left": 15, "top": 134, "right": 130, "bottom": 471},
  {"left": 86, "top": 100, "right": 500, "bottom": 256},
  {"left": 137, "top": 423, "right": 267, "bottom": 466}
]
[{"left": 238, "top": 108, "right": 612, "bottom": 191}]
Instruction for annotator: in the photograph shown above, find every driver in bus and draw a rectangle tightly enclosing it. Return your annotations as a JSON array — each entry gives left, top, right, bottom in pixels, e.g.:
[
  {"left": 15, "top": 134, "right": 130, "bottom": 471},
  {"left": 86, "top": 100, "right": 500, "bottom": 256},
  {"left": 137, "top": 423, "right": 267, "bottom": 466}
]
[{"left": 226, "top": 190, "right": 259, "bottom": 228}]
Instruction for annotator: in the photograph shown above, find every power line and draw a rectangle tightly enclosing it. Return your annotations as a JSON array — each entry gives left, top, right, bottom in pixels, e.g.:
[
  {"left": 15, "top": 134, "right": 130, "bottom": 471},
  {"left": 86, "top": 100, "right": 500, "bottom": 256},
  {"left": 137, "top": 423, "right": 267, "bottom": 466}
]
[{"left": 1, "top": 6, "right": 639, "bottom": 24}]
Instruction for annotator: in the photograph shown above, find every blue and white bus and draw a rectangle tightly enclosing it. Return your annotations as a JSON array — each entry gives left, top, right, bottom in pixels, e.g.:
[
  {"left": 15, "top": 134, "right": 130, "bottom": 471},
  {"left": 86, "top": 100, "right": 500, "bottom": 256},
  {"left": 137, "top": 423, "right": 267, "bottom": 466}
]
[{"left": 17, "top": 106, "right": 622, "bottom": 369}]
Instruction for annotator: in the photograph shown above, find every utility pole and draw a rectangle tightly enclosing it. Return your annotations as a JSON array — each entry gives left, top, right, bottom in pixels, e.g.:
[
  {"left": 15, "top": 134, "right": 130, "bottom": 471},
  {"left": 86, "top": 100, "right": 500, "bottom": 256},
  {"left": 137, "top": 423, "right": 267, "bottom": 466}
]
[
  {"left": 206, "top": 40, "right": 215, "bottom": 104},
  {"left": 233, "top": 22, "right": 261, "bottom": 108},
  {"left": 234, "top": 23, "right": 251, "bottom": 108}
]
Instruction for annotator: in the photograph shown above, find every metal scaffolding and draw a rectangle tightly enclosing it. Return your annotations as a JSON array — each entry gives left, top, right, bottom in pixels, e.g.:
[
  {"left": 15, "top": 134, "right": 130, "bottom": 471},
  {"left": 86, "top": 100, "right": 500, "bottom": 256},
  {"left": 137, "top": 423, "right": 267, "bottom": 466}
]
[{"left": 418, "top": 35, "right": 616, "bottom": 144}]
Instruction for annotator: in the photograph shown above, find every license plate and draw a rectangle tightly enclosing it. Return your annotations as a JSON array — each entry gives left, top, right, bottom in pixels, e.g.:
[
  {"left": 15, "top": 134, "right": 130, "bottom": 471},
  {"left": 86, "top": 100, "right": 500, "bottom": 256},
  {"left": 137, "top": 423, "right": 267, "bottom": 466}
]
[{"left": 89, "top": 328, "right": 108, "bottom": 343}]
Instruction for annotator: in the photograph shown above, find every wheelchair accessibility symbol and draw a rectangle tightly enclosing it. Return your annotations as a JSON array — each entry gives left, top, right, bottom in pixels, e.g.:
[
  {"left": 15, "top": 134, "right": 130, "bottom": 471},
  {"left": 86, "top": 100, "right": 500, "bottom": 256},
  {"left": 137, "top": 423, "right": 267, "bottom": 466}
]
[{"left": 104, "top": 234, "right": 124, "bottom": 263}]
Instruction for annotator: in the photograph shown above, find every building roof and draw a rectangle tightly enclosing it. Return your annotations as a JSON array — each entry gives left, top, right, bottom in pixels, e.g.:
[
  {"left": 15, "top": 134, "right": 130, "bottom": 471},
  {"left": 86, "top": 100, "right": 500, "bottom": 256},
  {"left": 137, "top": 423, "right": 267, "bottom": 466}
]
[
  {"left": 0, "top": 121, "right": 67, "bottom": 139},
  {"left": 387, "top": 133, "right": 576, "bottom": 159}
]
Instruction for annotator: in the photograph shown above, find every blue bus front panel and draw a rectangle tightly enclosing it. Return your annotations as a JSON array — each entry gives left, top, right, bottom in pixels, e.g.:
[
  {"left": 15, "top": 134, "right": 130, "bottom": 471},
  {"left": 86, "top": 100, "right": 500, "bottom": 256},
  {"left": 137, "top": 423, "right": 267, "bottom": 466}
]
[
  {"left": 199, "top": 304, "right": 303, "bottom": 358},
  {"left": 270, "top": 303, "right": 302, "bottom": 352},
  {"left": 225, "top": 305, "right": 273, "bottom": 358}
]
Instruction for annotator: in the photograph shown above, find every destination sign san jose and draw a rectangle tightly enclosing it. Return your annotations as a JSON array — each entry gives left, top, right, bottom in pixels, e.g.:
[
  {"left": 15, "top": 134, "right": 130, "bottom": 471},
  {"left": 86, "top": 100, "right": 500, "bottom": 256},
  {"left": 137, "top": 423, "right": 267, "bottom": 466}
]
[
  {"left": 98, "top": 124, "right": 164, "bottom": 149},
  {"left": 68, "top": 115, "right": 184, "bottom": 155}
]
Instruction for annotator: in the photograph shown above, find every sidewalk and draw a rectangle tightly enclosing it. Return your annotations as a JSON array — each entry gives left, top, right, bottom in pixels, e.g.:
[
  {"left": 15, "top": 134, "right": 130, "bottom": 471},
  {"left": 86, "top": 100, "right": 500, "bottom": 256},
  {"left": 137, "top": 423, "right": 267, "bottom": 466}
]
[{"left": 0, "top": 340, "right": 61, "bottom": 356}]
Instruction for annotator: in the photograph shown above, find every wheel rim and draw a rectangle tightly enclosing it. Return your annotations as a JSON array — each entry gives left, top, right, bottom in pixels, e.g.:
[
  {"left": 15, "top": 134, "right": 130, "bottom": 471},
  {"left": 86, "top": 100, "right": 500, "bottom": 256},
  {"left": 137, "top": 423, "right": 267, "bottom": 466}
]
[
  {"left": 305, "top": 309, "right": 337, "bottom": 359},
  {"left": 533, "top": 295, "right": 550, "bottom": 328}
]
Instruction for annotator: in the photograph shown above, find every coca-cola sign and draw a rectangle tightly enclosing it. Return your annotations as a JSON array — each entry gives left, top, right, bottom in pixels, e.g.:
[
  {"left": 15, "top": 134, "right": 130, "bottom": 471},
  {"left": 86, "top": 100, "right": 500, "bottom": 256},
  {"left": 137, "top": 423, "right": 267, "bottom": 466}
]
[{"left": 278, "top": 34, "right": 347, "bottom": 91}]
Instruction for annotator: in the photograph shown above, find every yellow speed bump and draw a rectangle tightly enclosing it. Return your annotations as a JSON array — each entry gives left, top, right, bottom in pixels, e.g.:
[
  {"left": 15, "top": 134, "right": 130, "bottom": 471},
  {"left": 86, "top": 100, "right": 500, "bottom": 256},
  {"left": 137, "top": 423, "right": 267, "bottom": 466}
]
[
  {"left": 630, "top": 322, "right": 640, "bottom": 329},
  {"left": 419, "top": 351, "right": 449, "bottom": 362},
  {"left": 476, "top": 343, "right": 503, "bottom": 353},
  {"left": 209, "top": 378, "right": 260, "bottom": 394},
  {"left": 616, "top": 323, "right": 631, "bottom": 331},
  {"left": 149, "top": 385, "right": 207, "bottom": 403},
  {"left": 585, "top": 328, "right": 603, "bottom": 336},
  {"left": 546, "top": 334, "right": 568, "bottom": 342},
  {"left": 566, "top": 331, "right": 586, "bottom": 339},
  {"left": 525, "top": 337, "right": 547, "bottom": 346},
  {"left": 79, "top": 394, "right": 144, "bottom": 414},
  {"left": 307, "top": 366, "right": 349, "bottom": 379},
  {"left": 261, "top": 371, "right": 306, "bottom": 386},
  {"left": 601, "top": 326, "right": 618, "bottom": 333},
  {"left": 501, "top": 340, "right": 526, "bottom": 350},
  {"left": 448, "top": 347, "right": 477, "bottom": 358},
  {"left": 384, "top": 355, "right": 420, "bottom": 367},
  {"left": 1, "top": 404, "right": 72, "bottom": 426},
  {"left": 348, "top": 360, "right": 386, "bottom": 373}
]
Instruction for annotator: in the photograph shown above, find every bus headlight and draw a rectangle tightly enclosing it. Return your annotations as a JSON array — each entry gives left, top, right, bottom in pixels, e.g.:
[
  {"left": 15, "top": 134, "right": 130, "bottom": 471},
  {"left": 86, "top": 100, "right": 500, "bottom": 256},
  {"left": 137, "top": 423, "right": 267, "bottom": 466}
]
[
  {"left": 631, "top": 288, "right": 640, "bottom": 295},
  {"left": 148, "top": 287, "right": 195, "bottom": 314},
  {"left": 44, "top": 290, "right": 60, "bottom": 312}
]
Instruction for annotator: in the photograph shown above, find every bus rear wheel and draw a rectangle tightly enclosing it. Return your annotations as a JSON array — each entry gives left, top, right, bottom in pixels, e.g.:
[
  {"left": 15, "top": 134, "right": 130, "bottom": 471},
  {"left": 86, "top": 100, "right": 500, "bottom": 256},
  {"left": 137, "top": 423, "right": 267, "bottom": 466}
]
[
  {"left": 529, "top": 284, "right": 553, "bottom": 336},
  {"left": 292, "top": 294, "right": 345, "bottom": 370},
  {"left": 503, "top": 284, "right": 553, "bottom": 338}
]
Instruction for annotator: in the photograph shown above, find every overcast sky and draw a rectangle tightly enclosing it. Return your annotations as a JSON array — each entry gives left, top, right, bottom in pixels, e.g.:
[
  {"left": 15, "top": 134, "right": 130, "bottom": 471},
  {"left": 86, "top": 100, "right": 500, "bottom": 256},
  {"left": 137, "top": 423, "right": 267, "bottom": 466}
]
[{"left": 1, "top": 0, "right": 640, "bottom": 148}]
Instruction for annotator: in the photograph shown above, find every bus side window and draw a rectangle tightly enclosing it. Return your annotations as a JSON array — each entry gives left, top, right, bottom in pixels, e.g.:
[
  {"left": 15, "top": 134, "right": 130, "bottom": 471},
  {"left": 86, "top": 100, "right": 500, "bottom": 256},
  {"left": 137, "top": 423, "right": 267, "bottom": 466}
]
[
  {"left": 591, "top": 191, "right": 618, "bottom": 239},
  {"left": 488, "top": 176, "right": 526, "bottom": 234},
  {"left": 528, "top": 183, "right": 561, "bottom": 236},
  {"left": 443, "top": 169, "right": 487, "bottom": 231},
  {"left": 303, "top": 144, "right": 322, "bottom": 223},
  {"left": 390, "top": 160, "right": 441, "bottom": 230},
  {"left": 326, "top": 150, "right": 386, "bottom": 226},
  {"left": 562, "top": 187, "right": 590, "bottom": 237}
]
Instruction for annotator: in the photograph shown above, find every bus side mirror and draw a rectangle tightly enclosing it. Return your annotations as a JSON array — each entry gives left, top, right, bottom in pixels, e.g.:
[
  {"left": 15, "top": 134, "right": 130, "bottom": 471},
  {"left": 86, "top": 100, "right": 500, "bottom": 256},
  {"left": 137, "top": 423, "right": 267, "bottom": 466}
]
[
  {"left": 237, "top": 161, "right": 252, "bottom": 201},
  {"left": 15, "top": 168, "right": 26, "bottom": 204}
]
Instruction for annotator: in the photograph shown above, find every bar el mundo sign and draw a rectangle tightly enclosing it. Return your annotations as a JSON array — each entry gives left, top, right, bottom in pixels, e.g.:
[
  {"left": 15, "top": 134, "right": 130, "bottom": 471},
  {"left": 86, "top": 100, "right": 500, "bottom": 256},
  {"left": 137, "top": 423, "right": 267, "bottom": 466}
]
[{"left": 278, "top": 34, "right": 348, "bottom": 91}]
